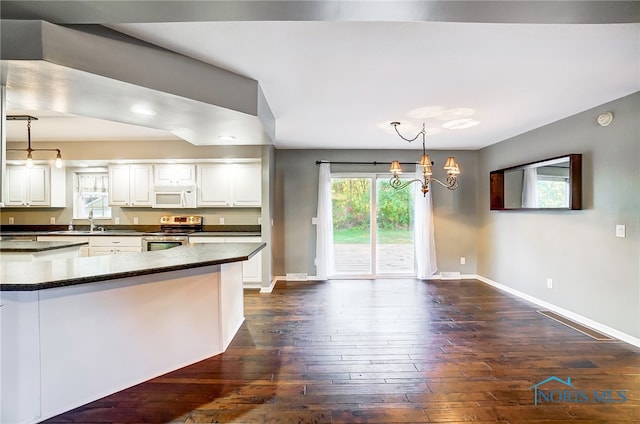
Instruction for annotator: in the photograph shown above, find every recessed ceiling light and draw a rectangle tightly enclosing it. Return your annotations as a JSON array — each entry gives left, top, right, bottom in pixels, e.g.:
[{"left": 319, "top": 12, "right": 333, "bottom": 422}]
[
  {"left": 218, "top": 135, "right": 236, "bottom": 141},
  {"left": 130, "top": 105, "right": 156, "bottom": 116},
  {"left": 442, "top": 119, "right": 480, "bottom": 130}
]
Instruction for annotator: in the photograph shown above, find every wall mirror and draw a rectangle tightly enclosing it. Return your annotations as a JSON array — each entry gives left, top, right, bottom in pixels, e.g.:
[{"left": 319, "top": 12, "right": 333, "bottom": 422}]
[{"left": 490, "top": 154, "right": 582, "bottom": 210}]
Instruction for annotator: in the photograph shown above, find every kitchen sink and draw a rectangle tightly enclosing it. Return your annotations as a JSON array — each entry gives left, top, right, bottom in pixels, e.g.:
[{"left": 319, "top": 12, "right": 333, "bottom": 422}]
[
  {"left": 48, "top": 230, "right": 140, "bottom": 234},
  {"left": 49, "top": 230, "right": 95, "bottom": 234}
]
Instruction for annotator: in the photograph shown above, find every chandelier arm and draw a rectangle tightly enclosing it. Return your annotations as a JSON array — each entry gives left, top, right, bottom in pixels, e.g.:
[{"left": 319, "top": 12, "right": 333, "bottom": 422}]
[
  {"left": 389, "top": 177, "right": 422, "bottom": 190},
  {"left": 429, "top": 177, "right": 460, "bottom": 190}
]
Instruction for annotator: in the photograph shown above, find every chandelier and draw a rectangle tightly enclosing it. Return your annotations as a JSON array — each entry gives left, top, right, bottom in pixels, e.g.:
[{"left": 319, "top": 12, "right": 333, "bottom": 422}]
[
  {"left": 388, "top": 121, "right": 460, "bottom": 196},
  {"left": 7, "top": 115, "right": 63, "bottom": 168}
]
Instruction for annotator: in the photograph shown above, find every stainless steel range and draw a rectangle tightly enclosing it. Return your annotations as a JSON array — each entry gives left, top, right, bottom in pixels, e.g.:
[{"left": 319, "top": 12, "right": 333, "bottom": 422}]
[{"left": 142, "top": 215, "right": 203, "bottom": 251}]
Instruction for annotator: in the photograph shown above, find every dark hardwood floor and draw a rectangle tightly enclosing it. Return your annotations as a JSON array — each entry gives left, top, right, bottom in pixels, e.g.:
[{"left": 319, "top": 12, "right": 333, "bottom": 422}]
[{"left": 45, "top": 279, "right": 640, "bottom": 423}]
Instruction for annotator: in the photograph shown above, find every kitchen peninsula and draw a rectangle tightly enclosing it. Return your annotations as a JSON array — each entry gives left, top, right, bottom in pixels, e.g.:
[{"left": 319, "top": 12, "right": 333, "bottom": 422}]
[
  {"left": 0, "top": 240, "right": 88, "bottom": 262},
  {"left": 1, "top": 242, "right": 265, "bottom": 424}
]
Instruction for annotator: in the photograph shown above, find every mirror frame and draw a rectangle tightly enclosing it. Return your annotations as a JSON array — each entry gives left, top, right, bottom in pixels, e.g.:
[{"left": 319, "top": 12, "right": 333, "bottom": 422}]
[{"left": 490, "top": 154, "right": 582, "bottom": 210}]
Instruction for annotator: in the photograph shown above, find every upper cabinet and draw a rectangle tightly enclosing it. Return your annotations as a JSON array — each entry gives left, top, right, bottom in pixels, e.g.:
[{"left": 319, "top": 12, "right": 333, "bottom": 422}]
[
  {"left": 197, "top": 162, "right": 261, "bottom": 207},
  {"left": 233, "top": 163, "right": 262, "bottom": 207},
  {"left": 108, "top": 164, "right": 153, "bottom": 207},
  {"left": 4, "top": 165, "right": 66, "bottom": 207},
  {"left": 154, "top": 164, "right": 196, "bottom": 187}
]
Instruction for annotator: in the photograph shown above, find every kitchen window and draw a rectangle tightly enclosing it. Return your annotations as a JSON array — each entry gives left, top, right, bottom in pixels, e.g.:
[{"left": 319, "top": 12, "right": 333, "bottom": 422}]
[{"left": 74, "top": 171, "right": 112, "bottom": 219}]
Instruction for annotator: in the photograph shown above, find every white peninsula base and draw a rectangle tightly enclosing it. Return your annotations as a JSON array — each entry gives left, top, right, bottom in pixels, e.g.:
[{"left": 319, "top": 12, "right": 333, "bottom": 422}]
[{"left": 1, "top": 262, "right": 244, "bottom": 424}]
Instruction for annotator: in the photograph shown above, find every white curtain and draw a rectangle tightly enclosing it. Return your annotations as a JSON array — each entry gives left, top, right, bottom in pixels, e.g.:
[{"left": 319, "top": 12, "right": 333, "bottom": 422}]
[
  {"left": 414, "top": 165, "right": 438, "bottom": 279},
  {"left": 77, "top": 173, "right": 108, "bottom": 193},
  {"left": 522, "top": 168, "right": 538, "bottom": 208},
  {"left": 315, "top": 163, "right": 335, "bottom": 280}
]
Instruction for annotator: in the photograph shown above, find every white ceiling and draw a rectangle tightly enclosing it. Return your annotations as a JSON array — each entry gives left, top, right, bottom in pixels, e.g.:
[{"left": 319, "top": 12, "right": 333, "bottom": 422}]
[{"left": 4, "top": 3, "right": 640, "bottom": 151}]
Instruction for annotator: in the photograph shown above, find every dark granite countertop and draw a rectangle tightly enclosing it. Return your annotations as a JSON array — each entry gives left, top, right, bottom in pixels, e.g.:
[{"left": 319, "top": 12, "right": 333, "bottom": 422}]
[
  {"left": 190, "top": 232, "right": 261, "bottom": 237},
  {"left": 1, "top": 242, "right": 265, "bottom": 291},
  {"left": 0, "top": 224, "right": 260, "bottom": 235},
  {"left": 0, "top": 240, "right": 88, "bottom": 252}
]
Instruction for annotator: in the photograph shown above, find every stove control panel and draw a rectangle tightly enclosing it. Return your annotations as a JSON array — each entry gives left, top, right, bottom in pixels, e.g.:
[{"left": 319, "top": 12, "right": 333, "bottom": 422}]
[{"left": 159, "top": 215, "right": 203, "bottom": 226}]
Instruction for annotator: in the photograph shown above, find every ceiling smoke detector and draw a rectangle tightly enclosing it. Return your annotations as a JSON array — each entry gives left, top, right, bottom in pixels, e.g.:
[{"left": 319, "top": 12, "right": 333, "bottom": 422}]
[{"left": 597, "top": 112, "right": 613, "bottom": 127}]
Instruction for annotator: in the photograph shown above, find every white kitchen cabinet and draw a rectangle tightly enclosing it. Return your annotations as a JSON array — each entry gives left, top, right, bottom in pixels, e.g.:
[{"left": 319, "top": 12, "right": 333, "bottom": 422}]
[
  {"left": 189, "top": 236, "right": 263, "bottom": 285},
  {"left": 4, "top": 165, "right": 66, "bottom": 207},
  {"left": 233, "top": 163, "right": 262, "bottom": 207},
  {"left": 196, "top": 164, "right": 230, "bottom": 207},
  {"left": 154, "top": 164, "right": 196, "bottom": 186},
  {"left": 189, "top": 237, "right": 226, "bottom": 244},
  {"left": 108, "top": 164, "right": 153, "bottom": 207},
  {"left": 196, "top": 162, "right": 261, "bottom": 207},
  {"left": 89, "top": 236, "right": 142, "bottom": 256},
  {"left": 234, "top": 236, "right": 263, "bottom": 283}
]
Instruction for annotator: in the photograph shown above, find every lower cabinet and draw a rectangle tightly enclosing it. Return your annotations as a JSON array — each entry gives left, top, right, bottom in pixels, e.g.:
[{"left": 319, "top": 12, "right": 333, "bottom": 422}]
[
  {"left": 89, "top": 237, "right": 142, "bottom": 256},
  {"left": 189, "top": 236, "right": 262, "bottom": 285}
]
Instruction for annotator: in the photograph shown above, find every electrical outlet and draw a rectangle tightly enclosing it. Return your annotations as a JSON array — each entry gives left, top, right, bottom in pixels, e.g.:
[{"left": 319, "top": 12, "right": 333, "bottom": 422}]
[
  {"left": 616, "top": 224, "right": 626, "bottom": 238},
  {"left": 114, "top": 217, "right": 120, "bottom": 225},
  {"left": 133, "top": 217, "right": 139, "bottom": 225},
  {"left": 460, "top": 257, "right": 466, "bottom": 265},
  {"left": 50, "top": 217, "right": 56, "bottom": 224},
  {"left": 547, "top": 278, "right": 553, "bottom": 289},
  {"left": 9, "top": 217, "right": 15, "bottom": 224},
  {"left": 258, "top": 217, "right": 262, "bottom": 225},
  {"left": 312, "top": 217, "right": 317, "bottom": 225},
  {"left": 219, "top": 217, "right": 225, "bottom": 224}
]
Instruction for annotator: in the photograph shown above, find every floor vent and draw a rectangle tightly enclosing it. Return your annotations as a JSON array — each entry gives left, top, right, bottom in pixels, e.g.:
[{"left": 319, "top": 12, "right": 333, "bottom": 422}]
[
  {"left": 285, "top": 273, "right": 308, "bottom": 281},
  {"left": 538, "top": 310, "right": 614, "bottom": 341}
]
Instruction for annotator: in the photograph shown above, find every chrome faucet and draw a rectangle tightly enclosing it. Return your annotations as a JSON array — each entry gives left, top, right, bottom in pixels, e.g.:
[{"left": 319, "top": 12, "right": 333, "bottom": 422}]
[{"left": 88, "top": 209, "right": 95, "bottom": 232}]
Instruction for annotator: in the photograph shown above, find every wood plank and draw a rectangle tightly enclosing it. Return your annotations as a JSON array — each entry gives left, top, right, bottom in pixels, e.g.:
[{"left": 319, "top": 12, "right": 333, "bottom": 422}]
[{"left": 43, "top": 279, "right": 640, "bottom": 423}]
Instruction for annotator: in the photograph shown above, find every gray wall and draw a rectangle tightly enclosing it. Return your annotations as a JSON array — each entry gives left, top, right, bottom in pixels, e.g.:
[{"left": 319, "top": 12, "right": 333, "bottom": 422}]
[
  {"left": 273, "top": 149, "right": 478, "bottom": 277},
  {"left": 477, "top": 92, "right": 640, "bottom": 338}
]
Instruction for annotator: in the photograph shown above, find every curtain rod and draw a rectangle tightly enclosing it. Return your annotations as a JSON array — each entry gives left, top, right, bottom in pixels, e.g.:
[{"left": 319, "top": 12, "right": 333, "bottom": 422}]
[{"left": 315, "top": 160, "right": 416, "bottom": 165}]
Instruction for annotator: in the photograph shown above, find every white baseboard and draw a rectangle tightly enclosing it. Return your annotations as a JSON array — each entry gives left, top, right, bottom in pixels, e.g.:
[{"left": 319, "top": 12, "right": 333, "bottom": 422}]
[
  {"left": 428, "top": 273, "right": 477, "bottom": 280},
  {"left": 259, "top": 277, "right": 279, "bottom": 293},
  {"left": 474, "top": 274, "right": 640, "bottom": 349}
]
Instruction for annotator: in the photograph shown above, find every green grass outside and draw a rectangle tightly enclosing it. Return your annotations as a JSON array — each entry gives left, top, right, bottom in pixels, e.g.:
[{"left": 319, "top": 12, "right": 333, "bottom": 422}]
[{"left": 333, "top": 227, "right": 412, "bottom": 244}]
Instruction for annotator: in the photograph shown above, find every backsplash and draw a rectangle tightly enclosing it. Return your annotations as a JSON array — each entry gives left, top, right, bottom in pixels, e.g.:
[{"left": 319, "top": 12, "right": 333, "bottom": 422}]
[{"left": 0, "top": 208, "right": 261, "bottom": 227}]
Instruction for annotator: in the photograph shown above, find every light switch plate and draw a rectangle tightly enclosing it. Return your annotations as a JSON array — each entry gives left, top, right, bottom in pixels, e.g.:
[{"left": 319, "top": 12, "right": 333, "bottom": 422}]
[{"left": 616, "top": 224, "right": 626, "bottom": 238}]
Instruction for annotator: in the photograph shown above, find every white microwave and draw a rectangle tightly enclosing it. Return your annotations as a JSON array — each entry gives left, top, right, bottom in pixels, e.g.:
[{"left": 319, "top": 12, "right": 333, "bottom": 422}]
[{"left": 152, "top": 186, "right": 196, "bottom": 208}]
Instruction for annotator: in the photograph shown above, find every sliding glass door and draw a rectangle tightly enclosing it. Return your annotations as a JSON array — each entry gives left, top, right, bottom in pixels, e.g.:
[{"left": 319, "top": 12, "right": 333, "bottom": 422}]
[
  {"left": 375, "top": 178, "right": 415, "bottom": 276},
  {"left": 331, "top": 174, "right": 415, "bottom": 277}
]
